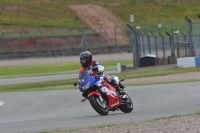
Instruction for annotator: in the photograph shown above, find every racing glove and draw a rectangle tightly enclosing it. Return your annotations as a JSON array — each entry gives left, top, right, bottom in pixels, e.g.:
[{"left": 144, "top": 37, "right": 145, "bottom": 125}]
[{"left": 97, "top": 65, "right": 104, "bottom": 75}]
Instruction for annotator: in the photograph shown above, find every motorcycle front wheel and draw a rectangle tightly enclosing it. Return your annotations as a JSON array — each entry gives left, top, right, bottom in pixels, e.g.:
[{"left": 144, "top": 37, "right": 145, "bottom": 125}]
[
  {"left": 88, "top": 95, "right": 109, "bottom": 116},
  {"left": 118, "top": 93, "right": 133, "bottom": 113}
]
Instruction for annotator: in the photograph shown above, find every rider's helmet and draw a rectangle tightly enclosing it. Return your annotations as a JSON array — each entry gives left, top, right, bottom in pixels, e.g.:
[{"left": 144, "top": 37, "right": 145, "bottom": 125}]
[{"left": 79, "top": 51, "right": 92, "bottom": 67}]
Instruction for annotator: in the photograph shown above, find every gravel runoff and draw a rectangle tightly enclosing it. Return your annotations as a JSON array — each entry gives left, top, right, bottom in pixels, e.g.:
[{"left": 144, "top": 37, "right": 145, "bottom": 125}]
[{"left": 63, "top": 115, "right": 200, "bottom": 133}]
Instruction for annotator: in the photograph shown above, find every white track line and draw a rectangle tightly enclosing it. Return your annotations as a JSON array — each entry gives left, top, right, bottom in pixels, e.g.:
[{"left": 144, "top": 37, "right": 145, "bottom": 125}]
[{"left": 0, "top": 101, "right": 4, "bottom": 106}]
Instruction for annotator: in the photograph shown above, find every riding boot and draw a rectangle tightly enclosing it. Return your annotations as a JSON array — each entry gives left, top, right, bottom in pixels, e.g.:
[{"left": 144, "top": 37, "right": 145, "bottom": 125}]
[{"left": 119, "top": 82, "right": 125, "bottom": 89}]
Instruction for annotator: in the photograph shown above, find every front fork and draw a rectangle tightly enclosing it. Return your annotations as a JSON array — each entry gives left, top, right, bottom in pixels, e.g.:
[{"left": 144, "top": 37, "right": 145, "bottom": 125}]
[{"left": 98, "top": 95, "right": 104, "bottom": 102}]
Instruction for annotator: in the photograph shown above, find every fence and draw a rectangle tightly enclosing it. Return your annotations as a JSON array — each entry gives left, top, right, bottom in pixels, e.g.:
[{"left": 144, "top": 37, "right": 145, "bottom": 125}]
[
  {"left": 0, "top": 25, "right": 130, "bottom": 53},
  {"left": 0, "top": 16, "right": 200, "bottom": 60},
  {"left": 127, "top": 16, "right": 200, "bottom": 68}
]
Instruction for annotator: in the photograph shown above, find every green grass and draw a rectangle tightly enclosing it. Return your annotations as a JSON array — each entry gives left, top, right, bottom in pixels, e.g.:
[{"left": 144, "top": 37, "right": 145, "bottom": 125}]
[
  {"left": 1, "top": 58, "right": 199, "bottom": 79},
  {"left": 126, "top": 79, "right": 200, "bottom": 86},
  {"left": 116, "top": 67, "right": 200, "bottom": 79},
  {"left": 0, "top": 60, "right": 133, "bottom": 78},
  {"left": 0, "top": 79, "right": 77, "bottom": 92},
  {"left": 1, "top": 78, "right": 200, "bottom": 93},
  {"left": 0, "top": 67, "right": 200, "bottom": 92},
  {"left": 0, "top": 31, "right": 99, "bottom": 40},
  {"left": 0, "top": 0, "right": 200, "bottom": 31},
  {"left": 153, "top": 111, "right": 200, "bottom": 121},
  {"left": 0, "top": 1, "right": 85, "bottom": 28}
]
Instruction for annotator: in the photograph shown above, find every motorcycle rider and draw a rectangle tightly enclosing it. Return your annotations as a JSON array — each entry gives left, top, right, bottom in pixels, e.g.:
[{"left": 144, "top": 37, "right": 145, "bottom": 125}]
[{"left": 79, "top": 51, "right": 124, "bottom": 98}]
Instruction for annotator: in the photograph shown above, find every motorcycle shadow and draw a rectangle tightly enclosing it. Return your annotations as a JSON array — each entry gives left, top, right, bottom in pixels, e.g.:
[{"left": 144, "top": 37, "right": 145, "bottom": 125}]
[{"left": 86, "top": 111, "right": 133, "bottom": 117}]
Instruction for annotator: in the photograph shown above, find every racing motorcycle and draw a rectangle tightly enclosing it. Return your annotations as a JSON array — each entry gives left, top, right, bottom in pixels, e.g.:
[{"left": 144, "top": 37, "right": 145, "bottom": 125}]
[{"left": 73, "top": 69, "right": 133, "bottom": 116}]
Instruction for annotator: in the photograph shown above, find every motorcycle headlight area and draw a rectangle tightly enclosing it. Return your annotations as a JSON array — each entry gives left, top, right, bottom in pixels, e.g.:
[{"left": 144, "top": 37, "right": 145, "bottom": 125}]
[{"left": 82, "top": 81, "right": 91, "bottom": 91}]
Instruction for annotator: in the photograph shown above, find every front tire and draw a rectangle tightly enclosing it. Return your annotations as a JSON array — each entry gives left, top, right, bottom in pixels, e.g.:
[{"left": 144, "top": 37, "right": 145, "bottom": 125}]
[
  {"left": 88, "top": 95, "right": 109, "bottom": 116},
  {"left": 118, "top": 93, "right": 133, "bottom": 113}
]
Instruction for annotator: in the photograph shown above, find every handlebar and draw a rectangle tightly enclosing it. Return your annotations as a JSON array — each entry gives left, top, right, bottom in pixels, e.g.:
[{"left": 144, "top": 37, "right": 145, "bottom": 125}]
[
  {"left": 92, "top": 66, "right": 98, "bottom": 71},
  {"left": 73, "top": 82, "right": 80, "bottom": 86}
]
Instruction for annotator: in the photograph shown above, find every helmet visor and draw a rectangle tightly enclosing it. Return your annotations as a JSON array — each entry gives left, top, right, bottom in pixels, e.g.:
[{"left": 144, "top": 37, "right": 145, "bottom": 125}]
[{"left": 80, "top": 58, "right": 87, "bottom": 64}]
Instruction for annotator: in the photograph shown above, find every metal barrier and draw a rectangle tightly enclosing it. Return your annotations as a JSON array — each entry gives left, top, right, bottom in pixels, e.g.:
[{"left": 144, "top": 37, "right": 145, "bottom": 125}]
[{"left": 175, "top": 42, "right": 190, "bottom": 58}]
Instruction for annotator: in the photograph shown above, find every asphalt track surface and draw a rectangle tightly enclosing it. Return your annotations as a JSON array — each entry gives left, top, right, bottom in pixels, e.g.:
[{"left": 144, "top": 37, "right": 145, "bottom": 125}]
[
  {"left": 0, "top": 82, "right": 200, "bottom": 133},
  {"left": 0, "top": 70, "right": 118, "bottom": 85}
]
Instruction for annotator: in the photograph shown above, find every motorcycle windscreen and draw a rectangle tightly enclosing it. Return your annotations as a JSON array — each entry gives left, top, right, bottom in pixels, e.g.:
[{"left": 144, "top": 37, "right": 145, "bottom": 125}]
[{"left": 79, "top": 70, "right": 96, "bottom": 92}]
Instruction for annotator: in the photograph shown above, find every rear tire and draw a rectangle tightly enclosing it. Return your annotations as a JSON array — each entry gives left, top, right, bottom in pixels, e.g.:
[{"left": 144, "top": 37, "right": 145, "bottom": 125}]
[
  {"left": 88, "top": 95, "right": 109, "bottom": 116},
  {"left": 118, "top": 93, "right": 133, "bottom": 113}
]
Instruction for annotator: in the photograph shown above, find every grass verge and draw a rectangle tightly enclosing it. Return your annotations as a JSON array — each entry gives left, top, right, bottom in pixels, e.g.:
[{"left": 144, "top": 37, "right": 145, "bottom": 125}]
[
  {"left": 152, "top": 111, "right": 200, "bottom": 121},
  {"left": 0, "top": 79, "right": 77, "bottom": 92},
  {"left": 0, "top": 67, "right": 200, "bottom": 92},
  {"left": 126, "top": 79, "right": 200, "bottom": 86},
  {"left": 1, "top": 79, "right": 200, "bottom": 93},
  {"left": 116, "top": 67, "right": 200, "bottom": 79},
  {"left": 0, "top": 60, "right": 132, "bottom": 78}
]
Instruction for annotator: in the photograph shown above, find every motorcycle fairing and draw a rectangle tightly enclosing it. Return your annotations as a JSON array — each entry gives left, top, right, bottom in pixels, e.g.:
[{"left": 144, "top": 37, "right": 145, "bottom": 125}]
[
  {"left": 87, "top": 90, "right": 101, "bottom": 97},
  {"left": 79, "top": 70, "right": 97, "bottom": 92},
  {"left": 101, "top": 81, "right": 123, "bottom": 110}
]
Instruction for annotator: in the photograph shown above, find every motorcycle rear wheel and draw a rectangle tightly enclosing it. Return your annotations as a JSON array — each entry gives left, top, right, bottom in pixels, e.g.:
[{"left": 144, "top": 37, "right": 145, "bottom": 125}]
[
  {"left": 118, "top": 93, "right": 133, "bottom": 113},
  {"left": 88, "top": 95, "right": 109, "bottom": 116}
]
